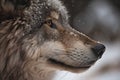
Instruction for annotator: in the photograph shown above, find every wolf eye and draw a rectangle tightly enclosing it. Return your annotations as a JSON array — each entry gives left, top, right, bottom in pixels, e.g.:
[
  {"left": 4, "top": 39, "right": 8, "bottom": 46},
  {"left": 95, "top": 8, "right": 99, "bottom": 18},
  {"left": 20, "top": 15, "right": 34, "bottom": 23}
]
[{"left": 45, "top": 20, "right": 57, "bottom": 29}]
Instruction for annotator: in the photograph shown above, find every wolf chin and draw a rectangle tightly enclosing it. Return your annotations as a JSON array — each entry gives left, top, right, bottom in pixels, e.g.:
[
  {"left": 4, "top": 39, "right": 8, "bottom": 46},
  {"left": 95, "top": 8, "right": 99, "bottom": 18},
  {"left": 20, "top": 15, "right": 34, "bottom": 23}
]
[{"left": 0, "top": 0, "right": 105, "bottom": 80}]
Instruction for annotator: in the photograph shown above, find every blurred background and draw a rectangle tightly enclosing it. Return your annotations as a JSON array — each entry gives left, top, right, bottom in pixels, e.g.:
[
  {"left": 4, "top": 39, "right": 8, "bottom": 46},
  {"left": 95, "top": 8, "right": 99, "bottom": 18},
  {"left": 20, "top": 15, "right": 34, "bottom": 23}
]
[
  {"left": 63, "top": 0, "right": 120, "bottom": 42},
  {"left": 54, "top": 0, "right": 120, "bottom": 80}
]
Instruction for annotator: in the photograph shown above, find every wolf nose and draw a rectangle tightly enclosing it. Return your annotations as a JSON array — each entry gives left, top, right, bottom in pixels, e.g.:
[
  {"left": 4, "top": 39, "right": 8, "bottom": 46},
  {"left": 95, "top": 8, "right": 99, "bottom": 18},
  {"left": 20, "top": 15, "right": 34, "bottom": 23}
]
[{"left": 92, "top": 44, "right": 105, "bottom": 58}]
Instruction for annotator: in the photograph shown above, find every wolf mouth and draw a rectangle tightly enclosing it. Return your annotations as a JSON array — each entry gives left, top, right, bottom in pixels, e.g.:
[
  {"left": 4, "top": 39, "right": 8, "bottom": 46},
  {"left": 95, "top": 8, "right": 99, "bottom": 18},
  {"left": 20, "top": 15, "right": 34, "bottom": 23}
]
[{"left": 48, "top": 58, "right": 96, "bottom": 69}]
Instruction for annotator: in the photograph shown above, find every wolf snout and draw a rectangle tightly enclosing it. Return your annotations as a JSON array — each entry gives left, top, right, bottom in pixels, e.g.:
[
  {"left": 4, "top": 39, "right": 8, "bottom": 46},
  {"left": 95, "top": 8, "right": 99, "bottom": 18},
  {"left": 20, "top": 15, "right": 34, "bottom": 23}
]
[{"left": 92, "top": 44, "right": 105, "bottom": 58}]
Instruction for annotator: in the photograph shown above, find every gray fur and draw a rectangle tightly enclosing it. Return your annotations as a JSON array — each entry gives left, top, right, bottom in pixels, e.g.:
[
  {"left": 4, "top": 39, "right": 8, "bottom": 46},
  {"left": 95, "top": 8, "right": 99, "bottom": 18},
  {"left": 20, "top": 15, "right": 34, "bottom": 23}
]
[
  {"left": 25, "top": 0, "right": 69, "bottom": 28},
  {"left": 0, "top": 0, "right": 105, "bottom": 80}
]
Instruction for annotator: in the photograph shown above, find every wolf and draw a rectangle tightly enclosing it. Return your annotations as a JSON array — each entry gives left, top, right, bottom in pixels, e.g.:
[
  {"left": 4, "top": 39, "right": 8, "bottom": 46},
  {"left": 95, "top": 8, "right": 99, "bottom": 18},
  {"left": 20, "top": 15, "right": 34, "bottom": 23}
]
[{"left": 0, "top": 0, "right": 105, "bottom": 80}]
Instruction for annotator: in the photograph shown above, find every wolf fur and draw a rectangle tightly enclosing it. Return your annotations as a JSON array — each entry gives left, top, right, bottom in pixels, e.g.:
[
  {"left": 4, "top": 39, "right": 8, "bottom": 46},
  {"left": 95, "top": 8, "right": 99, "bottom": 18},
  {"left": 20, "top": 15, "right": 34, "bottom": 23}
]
[{"left": 0, "top": 0, "right": 105, "bottom": 80}]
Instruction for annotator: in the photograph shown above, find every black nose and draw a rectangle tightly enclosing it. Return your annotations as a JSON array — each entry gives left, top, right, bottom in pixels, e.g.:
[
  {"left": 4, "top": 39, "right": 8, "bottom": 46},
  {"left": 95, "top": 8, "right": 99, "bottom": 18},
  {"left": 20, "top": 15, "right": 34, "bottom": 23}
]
[{"left": 92, "top": 44, "right": 105, "bottom": 58}]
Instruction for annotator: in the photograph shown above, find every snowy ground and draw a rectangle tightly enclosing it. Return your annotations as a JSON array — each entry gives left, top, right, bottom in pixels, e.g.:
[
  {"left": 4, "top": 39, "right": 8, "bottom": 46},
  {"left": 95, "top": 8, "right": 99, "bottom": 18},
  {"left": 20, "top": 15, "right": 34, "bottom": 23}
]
[{"left": 53, "top": 42, "right": 120, "bottom": 80}]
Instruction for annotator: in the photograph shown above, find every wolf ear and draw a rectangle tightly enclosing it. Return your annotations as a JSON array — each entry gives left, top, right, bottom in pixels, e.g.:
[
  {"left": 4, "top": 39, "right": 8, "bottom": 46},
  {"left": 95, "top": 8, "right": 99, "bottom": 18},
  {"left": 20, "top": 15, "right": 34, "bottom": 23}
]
[
  {"left": 13, "top": 0, "right": 31, "bottom": 9},
  {"left": 50, "top": 11, "right": 59, "bottom": 20},
  {"left": 1, "top": 0, "right": 30, "bottom": 12}
]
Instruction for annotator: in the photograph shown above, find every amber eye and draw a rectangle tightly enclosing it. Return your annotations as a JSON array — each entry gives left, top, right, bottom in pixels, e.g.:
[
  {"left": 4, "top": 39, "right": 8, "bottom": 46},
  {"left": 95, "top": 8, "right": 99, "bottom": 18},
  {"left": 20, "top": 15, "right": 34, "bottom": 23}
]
[{"left": 45, "top": 20, "right": 57, "bottom": 29}]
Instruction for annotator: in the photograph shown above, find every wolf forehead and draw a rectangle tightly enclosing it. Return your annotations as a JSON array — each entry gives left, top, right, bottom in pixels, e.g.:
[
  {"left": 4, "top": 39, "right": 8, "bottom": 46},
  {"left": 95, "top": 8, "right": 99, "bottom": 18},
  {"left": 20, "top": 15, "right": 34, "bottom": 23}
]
[
  {"left": 24, "top": 0, "right": 69, "bottom": 26},
  {"left": 0, "top": 0, "right": 69, "bottom": 26}
]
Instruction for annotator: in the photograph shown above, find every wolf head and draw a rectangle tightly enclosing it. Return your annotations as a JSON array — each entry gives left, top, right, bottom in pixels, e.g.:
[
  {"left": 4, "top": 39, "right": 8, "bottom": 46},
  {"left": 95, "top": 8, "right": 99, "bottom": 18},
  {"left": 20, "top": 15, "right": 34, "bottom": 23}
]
[
  {"left": 0, "top": 0, "right": 105, "bottom": 75},
  {"left": 21, "top": 0, "right": 105, "bottom": 72}
]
